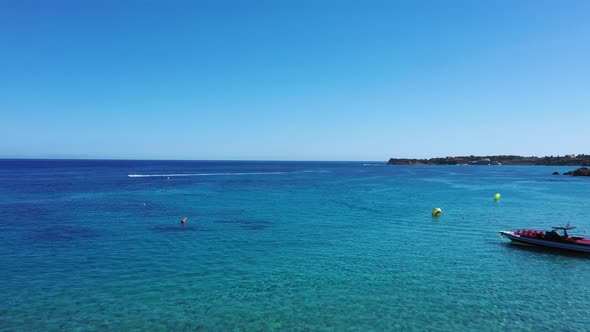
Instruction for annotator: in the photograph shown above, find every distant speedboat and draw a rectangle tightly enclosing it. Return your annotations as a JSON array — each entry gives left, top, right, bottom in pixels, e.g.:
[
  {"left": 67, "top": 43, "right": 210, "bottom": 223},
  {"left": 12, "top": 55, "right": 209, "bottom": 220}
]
[{"left": 500, "top": 225, "right": 590, "bottom": 253}]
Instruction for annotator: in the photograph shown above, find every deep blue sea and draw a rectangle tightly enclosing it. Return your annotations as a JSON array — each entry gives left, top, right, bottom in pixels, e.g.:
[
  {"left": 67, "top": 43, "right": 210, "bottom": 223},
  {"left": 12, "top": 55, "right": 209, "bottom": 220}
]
[{"left": 1, "top": 160, "right": 589, "bottom": 331}]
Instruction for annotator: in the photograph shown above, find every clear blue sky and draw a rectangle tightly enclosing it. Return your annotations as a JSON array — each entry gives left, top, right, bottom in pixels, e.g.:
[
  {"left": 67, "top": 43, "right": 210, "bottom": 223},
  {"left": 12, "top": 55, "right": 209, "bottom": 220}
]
[{"left": 1, "top": 1, "right": 589, "bottom": 161}]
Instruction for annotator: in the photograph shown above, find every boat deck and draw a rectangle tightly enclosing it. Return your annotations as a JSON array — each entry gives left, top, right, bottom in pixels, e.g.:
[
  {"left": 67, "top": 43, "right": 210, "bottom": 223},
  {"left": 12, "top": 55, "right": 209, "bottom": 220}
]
[{"left": 500, "top": 230, "right": 590, "bottom": 253}]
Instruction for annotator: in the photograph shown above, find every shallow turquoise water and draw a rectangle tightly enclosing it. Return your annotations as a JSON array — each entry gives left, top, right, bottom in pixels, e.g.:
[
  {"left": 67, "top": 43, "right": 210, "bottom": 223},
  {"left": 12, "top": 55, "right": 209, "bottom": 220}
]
[{"left": 1, "top": 160, "right": 589, "bottom": 331}]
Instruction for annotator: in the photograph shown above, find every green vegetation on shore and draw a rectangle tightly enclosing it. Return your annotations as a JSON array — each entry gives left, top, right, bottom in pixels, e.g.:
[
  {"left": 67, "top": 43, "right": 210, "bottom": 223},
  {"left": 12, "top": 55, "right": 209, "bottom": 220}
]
[{"left": 387, "top": 155, "right": 590, "bottom": 166}]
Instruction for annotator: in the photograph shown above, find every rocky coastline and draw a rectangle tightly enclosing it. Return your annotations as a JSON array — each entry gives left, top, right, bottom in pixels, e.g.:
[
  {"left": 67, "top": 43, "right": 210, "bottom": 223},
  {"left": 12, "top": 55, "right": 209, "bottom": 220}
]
[
  {"left": 386, "top": 155, "right": 590, "bottom": 177},
  {"left": 387, "top": 155, "right": 590, "bottom": 166},
  {"left": 563, "top": 167, "right": 590, "bottom": 177}
]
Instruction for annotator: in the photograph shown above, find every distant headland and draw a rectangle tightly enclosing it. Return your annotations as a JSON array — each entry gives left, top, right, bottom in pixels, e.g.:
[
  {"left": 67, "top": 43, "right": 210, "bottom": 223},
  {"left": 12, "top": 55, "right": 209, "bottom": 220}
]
[{"left": 387, "top": 155, "right": 590, "bottom": 166}]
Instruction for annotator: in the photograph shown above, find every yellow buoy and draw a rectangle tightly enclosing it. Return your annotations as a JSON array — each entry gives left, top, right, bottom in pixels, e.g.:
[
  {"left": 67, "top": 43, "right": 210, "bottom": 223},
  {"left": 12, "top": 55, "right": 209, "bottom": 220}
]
[
  {"left": 431, "top": 208, "right": 442, "bottom": 217},
  {"left": 494, "top": 193, "right": 501, "bottom": 201}
]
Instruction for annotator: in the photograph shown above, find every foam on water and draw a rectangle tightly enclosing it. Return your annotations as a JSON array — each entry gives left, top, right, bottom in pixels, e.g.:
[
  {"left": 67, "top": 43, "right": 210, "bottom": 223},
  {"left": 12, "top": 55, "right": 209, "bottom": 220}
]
[{"left": 128, "top": 170, "right": 324, "bottom": 177}]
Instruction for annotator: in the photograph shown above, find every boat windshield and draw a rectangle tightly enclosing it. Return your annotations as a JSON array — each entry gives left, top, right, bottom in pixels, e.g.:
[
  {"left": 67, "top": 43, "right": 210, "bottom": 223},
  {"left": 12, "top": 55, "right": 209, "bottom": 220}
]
[
  {"left": 552, "top": 225, "right": 575, "bottom": 231},
  {"left": 551, "top": 226, "right": 578, "bottom": 238}
]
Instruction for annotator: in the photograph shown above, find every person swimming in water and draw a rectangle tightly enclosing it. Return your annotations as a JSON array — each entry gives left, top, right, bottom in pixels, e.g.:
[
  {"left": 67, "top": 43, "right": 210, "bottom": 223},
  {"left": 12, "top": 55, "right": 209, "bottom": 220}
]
[{"left": 181, "top": 217, "right": 187, "bottom": 224}]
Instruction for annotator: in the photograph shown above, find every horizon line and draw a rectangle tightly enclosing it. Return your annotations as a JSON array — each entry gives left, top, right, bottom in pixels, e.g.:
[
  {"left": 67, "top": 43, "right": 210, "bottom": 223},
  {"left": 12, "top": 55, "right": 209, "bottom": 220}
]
[{"left": 0, "top": 157, "right": 380, "bottom": 163}]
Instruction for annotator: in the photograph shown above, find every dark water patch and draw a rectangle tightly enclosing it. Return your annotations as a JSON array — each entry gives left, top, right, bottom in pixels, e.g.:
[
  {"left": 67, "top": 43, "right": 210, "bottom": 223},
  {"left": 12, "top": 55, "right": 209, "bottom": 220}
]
[
  {"left": 151, "top": 225, "right": 210, "bottom": 233},
  {"left": 173, "top": 210, "right": 245, "bottom": 218},
  {"left": 0, "top": 203, "right": 53, "bottom": 227},
  {"left": 195, "top": 210, "right": 244, "bottom": 216},
  {"left": 214, "top": 219, "right": 272, "bottom": 230},
  {"left": 333, "top": 200, "right": 384, "bottom": 214},
  {"left": 135, "top": 205, "right": 244, "bottom": 220},
  {"left": 26, "top": 225, "right": 101, "bottom": 242}
]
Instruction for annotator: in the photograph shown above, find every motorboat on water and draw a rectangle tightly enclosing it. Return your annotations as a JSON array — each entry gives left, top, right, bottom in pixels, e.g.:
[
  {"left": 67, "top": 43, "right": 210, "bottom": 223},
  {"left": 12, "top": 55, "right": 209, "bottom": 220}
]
[{"left": 500, "top": 225, "right": 590, "bottom": 253}]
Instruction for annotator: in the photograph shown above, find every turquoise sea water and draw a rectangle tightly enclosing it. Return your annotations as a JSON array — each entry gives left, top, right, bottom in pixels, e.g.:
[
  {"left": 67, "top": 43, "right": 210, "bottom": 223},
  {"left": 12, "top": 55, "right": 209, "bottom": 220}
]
[{"left": 1, "top": 160, "right": 589, "bottom": 331}]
